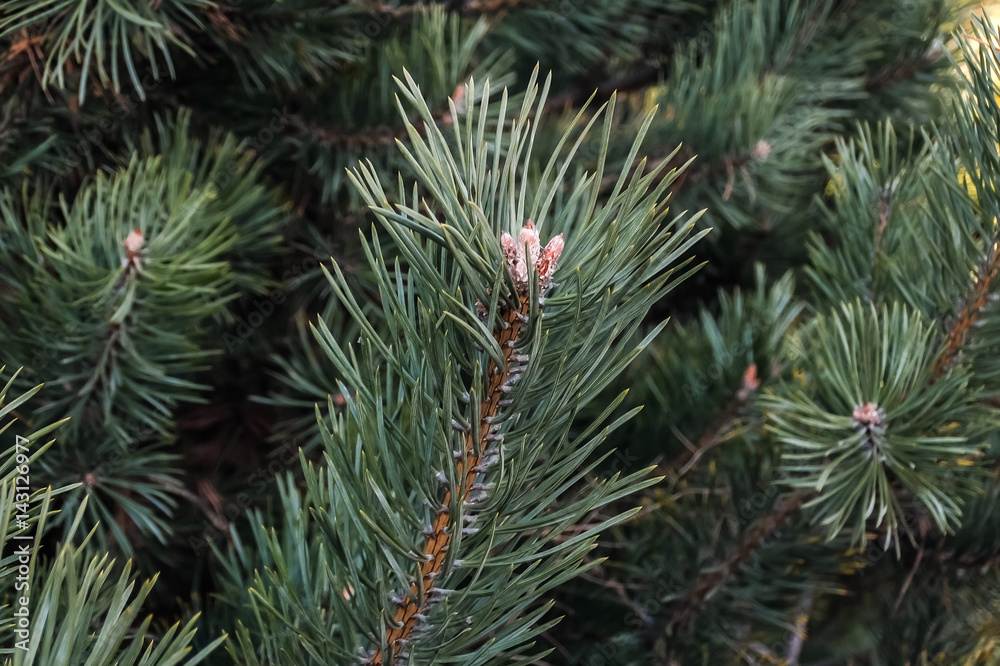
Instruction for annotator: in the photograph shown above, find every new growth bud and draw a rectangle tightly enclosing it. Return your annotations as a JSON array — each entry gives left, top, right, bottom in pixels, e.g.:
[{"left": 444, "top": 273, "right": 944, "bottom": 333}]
[{"left": 500, "top": 220, "right": 564, "bottom": 295}]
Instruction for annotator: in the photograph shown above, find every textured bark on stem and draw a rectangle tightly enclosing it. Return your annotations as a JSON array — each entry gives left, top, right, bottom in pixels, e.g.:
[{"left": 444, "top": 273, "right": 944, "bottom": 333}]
[
  {"left": 669, "top": 494, "right": 804, "bottom": 637},
  {"left": 372, "top": 296, "right": 532, "bottom": 665},
  {"left": 932, "top": 241, "right": 1000, "bottom": 380}
]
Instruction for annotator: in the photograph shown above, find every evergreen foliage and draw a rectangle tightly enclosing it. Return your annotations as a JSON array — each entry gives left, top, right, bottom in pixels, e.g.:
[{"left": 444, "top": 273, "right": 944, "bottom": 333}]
[{"left": 2, "top": 0, "right": 1000, "bottom": 664}]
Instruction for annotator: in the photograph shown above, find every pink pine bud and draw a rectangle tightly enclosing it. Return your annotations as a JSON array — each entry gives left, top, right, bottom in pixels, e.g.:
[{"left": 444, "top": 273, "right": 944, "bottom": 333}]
[
  {"left": 519, "top": 220, "right": 541, "bottom": 269},
  {"left": 537, "top": 233, "right": 564, "bottom": 287},
  {"left": 500, "top": 231, "right": 517, "bottom": 263},
  {"left": 124, "top": 228, "right": 143, "bottom": 255},
  {"left": 752, "top": 140, "right": 771, "bottom": 162},
  {"left": 736, "top": 364, "right": 759, "bottom": 400},
  {"left": 501, "top": 221, "right": 564, "bottom": 294},
  {"left": 852, "top": 402, "right": 883, "bottom": 428},
  {"left": 122, "top": 228, "right": 144, "bottom": 269}
]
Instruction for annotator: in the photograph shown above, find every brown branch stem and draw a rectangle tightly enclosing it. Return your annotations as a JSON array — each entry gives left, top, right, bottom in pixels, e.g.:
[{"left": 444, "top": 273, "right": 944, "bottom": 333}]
[
  {"left": 932, "top": 240, "right": 1000, "bottom": 380},
  {"left": 372, "top": 296, "right": 531, "bottom": 664},
  {"left": 668, "top": 493, "right": 805, "bottom": 637}
]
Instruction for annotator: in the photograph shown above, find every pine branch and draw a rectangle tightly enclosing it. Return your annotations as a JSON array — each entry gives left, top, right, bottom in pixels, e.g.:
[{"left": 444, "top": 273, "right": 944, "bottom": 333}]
[
  {"left": 288, "top": 116, "right": 418, "bottom": 149},
  {"left": 932, "top": 240, "right": 1000, "bottom": 380},
  {"left": 668, "top": 492, "right": 805, "bottom": 638},
  {"left": 0, "top": 29, "right": 45, "bottom": 97},
  {"left": 863, "top": 46, "right": 943, "bottom": 94},
  {"left": 462, "top": 0, "right": 542, "bottom": 12},
  {"left": 378, "top": 0, "right": 545, "bottom": 19},
  {"left": 659, "top": 365, "right": 761, "bottom": 490},
  {"left": 204, "top": 4, "right": 248, "bottom": 44},
  {"left": 544, "top": 65, "right": 663, "bottom": 113},
  {"left": 374, "top": 295, "right": 532, "bottom": 664},
  {"left": 599, "top": 141, "right": 772, "bottom": 205},
  {"left": 785, "top": 590, "right": 813, "bottom": 666},
  {"left": 285, "top": 98, "right": 466, "bottom": 150}
]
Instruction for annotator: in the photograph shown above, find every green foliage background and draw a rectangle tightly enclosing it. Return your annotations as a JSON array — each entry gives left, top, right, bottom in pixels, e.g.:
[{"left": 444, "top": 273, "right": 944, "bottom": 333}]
[{"left": 2, "top": 0, "right": 1000, "bottom": 664}]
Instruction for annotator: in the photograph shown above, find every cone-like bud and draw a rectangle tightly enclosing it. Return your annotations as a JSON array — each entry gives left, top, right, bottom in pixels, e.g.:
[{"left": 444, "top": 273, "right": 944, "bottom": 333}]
[{"left": 500, "top": 220, "right": 564, "bottom": 294}]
